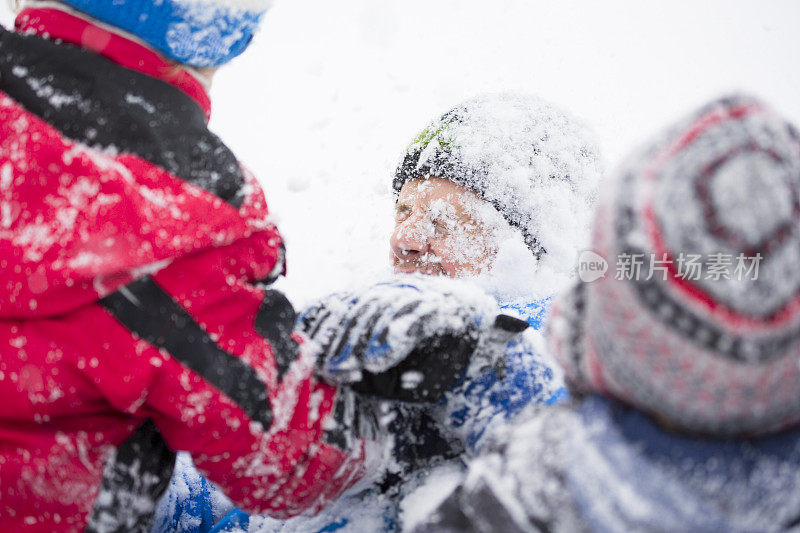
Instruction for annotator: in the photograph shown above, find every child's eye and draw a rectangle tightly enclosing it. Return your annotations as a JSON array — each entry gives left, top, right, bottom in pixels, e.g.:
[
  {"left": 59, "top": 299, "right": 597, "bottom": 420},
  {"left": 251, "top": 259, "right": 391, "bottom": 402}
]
[
  {"left": 395, "top": 208, "right": 411, "bottom": 222},
  {"left": 432, "top": 218, "right": 450, "bottom": 237}
]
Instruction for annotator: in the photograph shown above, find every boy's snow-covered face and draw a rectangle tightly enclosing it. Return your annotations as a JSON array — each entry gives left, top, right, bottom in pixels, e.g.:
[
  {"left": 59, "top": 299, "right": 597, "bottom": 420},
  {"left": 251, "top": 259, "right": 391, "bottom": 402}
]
[{"left": 391, "top": 177, "right": 503, "bottom": 277}]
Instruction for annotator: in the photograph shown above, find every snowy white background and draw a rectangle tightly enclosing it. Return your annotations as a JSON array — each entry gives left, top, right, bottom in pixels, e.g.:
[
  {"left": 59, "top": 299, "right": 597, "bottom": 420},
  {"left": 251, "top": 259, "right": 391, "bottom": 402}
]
[{"left": 3, "top": 0, "right": 800, "bottom": 305}]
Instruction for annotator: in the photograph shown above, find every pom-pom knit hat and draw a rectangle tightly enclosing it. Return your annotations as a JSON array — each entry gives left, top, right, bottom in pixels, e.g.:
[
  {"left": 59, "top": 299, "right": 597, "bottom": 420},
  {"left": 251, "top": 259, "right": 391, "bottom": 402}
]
[
  {"left": 548, "top": 95, "right": 800, "bottom": 437},
  {"left": 393, "top": 93, "right": 602, "bottom": 267},
  {"left": 57, "top": 0, "right": 271, "bottom": 67}
]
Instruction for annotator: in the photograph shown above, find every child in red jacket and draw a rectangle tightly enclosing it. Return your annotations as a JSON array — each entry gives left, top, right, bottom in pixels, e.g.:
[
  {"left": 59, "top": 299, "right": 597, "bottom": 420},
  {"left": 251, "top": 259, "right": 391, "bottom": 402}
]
[{"left": 0, "top": 3, "right": 519, "bottom": 531}]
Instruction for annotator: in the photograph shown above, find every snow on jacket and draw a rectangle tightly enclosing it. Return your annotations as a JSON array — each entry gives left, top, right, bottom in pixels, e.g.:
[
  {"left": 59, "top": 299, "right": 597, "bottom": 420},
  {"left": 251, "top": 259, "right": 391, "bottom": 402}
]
[
  {"left": 153, "top": 459, "right": 394, "bottom": 533},
  {"left": 415, "top": 395, "right": 800, "bottom": 533},
  {"left": 0, "top": 9, "right": 381, "bottom": 532},
  {"left": 153, "top": 296, "right": 565, "bottom": 532}
]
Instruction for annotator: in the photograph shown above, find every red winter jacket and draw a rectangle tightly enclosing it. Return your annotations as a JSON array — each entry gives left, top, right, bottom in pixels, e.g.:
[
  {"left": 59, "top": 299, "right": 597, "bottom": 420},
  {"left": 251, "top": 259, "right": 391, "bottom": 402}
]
[{"left": 0, "top": 9, "right": 378, "bottom": 532}]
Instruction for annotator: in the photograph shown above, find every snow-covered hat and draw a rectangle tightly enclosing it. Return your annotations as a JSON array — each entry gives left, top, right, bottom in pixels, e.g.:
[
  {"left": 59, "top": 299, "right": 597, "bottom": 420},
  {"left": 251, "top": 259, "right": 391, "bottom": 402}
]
[
  {"left": 548, "top": 95, "right": 800, "bottom": 437},
  {"left": 393, "top": 93, "right": 602, "bottom": 268},
  {"left": 56, "top": 0, "right": 271, "bottom": 67}
]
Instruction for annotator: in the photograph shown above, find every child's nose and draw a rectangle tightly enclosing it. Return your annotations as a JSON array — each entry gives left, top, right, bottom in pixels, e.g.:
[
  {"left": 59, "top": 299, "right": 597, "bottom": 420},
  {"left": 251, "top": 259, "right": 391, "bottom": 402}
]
[{"left": 390, "top": 216, "right": 430, "bottom": 259}]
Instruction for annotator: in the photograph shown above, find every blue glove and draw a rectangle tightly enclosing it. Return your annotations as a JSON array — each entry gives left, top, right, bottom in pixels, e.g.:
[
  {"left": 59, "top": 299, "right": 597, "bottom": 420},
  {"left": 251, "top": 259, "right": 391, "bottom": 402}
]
[
  {"left": 297, "top": 276, "right": 528, "bottom": 403},
  {"left": 441, "top": 299, "right": 567, "bottom": 451}
]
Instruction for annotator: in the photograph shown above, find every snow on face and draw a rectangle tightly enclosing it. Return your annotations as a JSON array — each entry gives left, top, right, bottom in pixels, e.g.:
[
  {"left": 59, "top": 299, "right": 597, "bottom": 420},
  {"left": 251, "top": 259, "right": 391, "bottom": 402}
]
[
  {"left": 390, "top": 177, "right": 506, "bottom": 278},
  {"left": 389, "top": 175, "right": 563, "bottom": 303}
]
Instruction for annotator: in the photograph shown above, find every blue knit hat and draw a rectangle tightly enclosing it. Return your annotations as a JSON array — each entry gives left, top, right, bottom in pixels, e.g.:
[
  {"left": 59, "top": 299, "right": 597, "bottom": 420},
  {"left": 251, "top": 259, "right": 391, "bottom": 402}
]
[{"left": 59, "top": 0, "right": 271, "bottom": 67}]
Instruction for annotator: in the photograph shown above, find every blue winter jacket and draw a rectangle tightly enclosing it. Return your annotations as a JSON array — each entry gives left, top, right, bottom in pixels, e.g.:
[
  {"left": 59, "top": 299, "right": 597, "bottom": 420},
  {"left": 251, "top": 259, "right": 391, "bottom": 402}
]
[
  {"left": 569, "top": 397, "right": 800, "bottom": 532},
  {"left": 416, "top": 395, "right": 800, "bottom": 533}
]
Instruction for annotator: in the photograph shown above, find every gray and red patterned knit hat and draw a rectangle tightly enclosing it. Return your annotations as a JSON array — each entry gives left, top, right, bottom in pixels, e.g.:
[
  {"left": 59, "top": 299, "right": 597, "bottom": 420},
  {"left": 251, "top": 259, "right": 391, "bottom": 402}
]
[{"left": 548, "top": 95, "right": 800, "bottom": 436}]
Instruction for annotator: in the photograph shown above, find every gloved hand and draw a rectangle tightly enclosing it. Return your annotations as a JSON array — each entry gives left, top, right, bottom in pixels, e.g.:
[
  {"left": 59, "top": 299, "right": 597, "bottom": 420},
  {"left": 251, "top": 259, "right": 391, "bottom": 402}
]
[{"left": 297, "top": 276, "right": 528, "bottom": 403}]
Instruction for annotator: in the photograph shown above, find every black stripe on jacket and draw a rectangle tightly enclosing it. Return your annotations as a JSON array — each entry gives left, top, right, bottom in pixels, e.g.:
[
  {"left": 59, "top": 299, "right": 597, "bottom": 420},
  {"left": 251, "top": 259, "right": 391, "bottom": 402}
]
[
  {"left": 101, "top": 276, "right": 273, "bottom": 429},
  {"left": 86, "top": 420, "right": 176, "bottom": 533}
]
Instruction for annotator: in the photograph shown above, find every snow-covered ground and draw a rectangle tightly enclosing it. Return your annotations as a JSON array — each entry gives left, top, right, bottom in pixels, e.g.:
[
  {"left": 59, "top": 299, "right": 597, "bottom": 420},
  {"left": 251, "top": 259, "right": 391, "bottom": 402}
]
[{"left": 3, "top": 0, "right": 799, "bottom": 306}]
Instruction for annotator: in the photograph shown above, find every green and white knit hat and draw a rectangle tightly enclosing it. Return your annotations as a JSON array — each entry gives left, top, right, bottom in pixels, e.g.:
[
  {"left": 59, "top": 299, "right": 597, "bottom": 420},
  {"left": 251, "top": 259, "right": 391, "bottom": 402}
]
[{"left": 393, "top": 93, "right": 602, "bottom": 275}]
